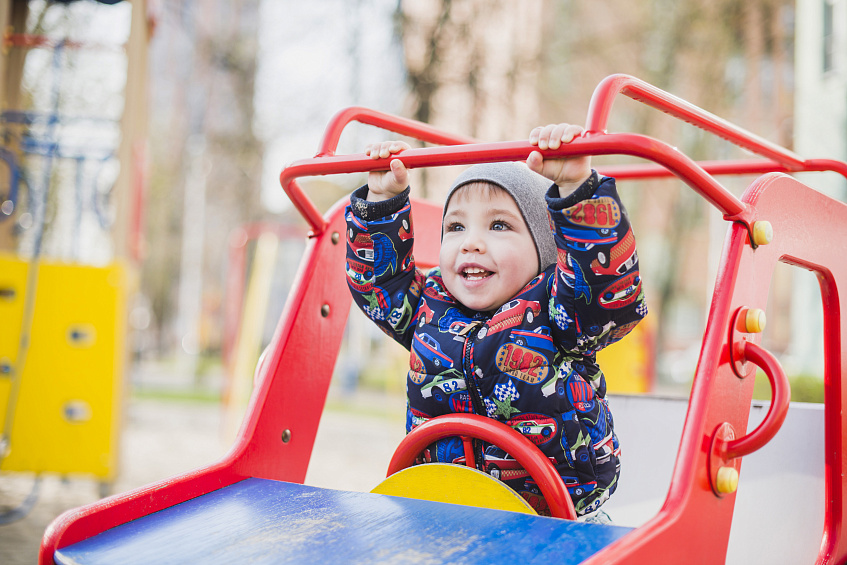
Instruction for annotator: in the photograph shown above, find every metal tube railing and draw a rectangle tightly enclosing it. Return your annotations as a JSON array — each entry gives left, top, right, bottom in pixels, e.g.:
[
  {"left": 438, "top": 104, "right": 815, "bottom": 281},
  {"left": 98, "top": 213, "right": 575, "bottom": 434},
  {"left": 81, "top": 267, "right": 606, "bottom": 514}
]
[{"left": 585, "top": 73, "right": 806, "bottom": 170}]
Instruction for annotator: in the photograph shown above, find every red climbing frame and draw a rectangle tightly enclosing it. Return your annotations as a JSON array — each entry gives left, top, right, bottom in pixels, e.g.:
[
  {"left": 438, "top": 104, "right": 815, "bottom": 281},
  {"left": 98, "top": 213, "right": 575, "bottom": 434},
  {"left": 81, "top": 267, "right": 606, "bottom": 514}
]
[{"left": 41, "top": 74, "right": 847, "bottom": 564}]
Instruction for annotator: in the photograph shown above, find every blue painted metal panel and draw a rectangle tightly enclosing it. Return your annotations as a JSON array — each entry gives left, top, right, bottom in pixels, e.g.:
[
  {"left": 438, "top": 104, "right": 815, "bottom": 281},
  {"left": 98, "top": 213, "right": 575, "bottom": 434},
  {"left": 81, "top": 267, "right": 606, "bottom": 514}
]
[{"left": 55, "top": 478, "right": 633, "bottom": 564}]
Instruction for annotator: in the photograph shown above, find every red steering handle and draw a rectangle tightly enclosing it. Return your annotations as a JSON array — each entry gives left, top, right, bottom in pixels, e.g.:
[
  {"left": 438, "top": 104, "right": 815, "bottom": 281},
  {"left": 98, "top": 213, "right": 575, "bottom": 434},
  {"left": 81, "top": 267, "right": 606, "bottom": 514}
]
[{"left": 387, "top": 413, "right": 577, "bottom": 520}]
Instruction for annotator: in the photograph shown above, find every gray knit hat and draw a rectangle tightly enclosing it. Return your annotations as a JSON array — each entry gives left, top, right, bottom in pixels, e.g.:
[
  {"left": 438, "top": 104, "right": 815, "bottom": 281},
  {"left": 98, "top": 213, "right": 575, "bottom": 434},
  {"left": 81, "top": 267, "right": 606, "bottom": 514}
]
[{"left": 444, "top": 162, "right": 556, "bottom": 273}]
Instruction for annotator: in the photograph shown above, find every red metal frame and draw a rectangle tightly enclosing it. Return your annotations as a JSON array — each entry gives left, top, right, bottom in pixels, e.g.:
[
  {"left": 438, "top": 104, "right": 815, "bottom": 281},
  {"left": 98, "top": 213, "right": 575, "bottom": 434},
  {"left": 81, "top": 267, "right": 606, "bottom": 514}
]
[{"left": 40, "top": 74, "right": 847, "bottom": 565}]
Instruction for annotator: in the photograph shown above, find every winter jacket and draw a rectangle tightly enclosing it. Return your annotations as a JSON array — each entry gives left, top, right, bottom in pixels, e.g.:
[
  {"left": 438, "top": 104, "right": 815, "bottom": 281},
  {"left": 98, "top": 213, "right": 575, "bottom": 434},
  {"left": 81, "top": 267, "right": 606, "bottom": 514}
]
[{"left": 345, "top": 171, "right": 647, "bottom": 515}]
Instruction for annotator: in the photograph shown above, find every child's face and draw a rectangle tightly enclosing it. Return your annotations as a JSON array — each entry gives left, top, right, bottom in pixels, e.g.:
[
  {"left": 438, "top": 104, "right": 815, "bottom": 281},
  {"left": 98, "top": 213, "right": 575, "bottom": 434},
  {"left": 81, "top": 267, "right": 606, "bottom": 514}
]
[{"left": 440, "top": 183, "right": 539, "bottom": 313}]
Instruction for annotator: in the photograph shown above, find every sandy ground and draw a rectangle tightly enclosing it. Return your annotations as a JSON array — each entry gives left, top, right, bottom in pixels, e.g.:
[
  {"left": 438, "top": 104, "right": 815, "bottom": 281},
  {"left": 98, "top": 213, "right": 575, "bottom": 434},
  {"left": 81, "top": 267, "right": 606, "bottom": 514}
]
[{"left": 0, "top": 387, "right": 406, "bottom": 564}]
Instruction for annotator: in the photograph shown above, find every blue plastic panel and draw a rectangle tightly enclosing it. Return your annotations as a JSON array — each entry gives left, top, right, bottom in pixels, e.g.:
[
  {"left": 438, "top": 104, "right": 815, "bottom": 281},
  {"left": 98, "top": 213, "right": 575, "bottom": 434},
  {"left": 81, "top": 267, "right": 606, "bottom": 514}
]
[{"left": 55, "top": 478, "right": 633, "bottom": 564}]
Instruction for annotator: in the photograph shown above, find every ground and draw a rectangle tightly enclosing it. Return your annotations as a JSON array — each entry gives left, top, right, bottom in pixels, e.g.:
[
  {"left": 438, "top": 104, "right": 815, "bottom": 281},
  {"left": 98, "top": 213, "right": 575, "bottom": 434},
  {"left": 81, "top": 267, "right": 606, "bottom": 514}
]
[{"left": 0, "top": 383, "right": 406, "bottom": 565}]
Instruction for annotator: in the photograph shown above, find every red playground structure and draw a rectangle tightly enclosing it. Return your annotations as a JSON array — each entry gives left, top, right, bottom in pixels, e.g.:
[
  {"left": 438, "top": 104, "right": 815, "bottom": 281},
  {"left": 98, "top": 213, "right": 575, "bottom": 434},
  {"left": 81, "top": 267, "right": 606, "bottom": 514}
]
[{"left": 40, "top": 75, "right": 847, "bottom": 564}]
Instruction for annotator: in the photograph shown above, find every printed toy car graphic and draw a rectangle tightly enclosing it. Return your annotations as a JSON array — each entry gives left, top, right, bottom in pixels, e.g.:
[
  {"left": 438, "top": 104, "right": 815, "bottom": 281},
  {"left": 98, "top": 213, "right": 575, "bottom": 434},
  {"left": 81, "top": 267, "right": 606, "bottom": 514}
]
[
  {"left": 346, "top": 259, "right": 373, "bottom": 292},
  {"left": 477, "top": 299, "right": 541, "bottom": 339},
  {"left": 559, "top": 225, "right": 617, "bottom": 251},
  {"left": 507, "top": 413, "right": 557, "bottom": 446},
  {"left": 525, "top": 476, "right": 599, "bottom": 499},
  {"left": 386, "top": 301, "right": 413, "bottom": 330},
  {"left": 541, "top": 374, "right": 566, "bottom": 397},
  {"left": 420, "top": 371, "right": 466, "bottom": 401},
  {"left": 423, "top": 276, "right": 453, "bottom": 303},
  {"left": 598, "top": 271, "right": 642, "bottom": 310},
  {"left": 413, "top": 332, "right": 454, "bottom": 368},
  {"left": 416, "top": 301, "right": 435, "bottom": 327},
  {"left": 408, "top": 406, "right": 429, "bottom": 429},
  {"left": 438, "top": 307, "right": 466, "bottom": 333},
  {"left": 590, "top": 227, "right": 637, "bottom": 276},
  {"left": 564, "top": 477, "right": 598, "bottom": 498},
  {"left": 347, "top": 231, "right": 374, "bottom": 262},
  {"left": 509, "top": 327, "right": 555, "bottom": 352}
]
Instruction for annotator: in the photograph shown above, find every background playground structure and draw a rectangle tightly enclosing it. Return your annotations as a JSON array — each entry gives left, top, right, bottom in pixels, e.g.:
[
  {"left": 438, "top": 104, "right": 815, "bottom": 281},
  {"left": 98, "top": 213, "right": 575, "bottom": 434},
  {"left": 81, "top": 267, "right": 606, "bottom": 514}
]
[{"left": 0, "top": 0, "right": 148, "bottom": 500}]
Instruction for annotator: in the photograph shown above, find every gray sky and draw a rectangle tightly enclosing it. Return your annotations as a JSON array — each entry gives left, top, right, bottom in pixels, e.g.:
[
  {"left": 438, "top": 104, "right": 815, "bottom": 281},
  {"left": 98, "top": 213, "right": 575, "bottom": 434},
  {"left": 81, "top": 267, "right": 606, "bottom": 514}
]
[{"left": 253, "top": 0, "right": 406, "bottom": 212}]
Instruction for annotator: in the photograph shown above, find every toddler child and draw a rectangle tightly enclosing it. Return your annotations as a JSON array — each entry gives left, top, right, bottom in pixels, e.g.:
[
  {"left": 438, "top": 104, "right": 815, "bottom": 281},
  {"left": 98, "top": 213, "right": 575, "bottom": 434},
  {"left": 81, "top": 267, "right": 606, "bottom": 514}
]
[{"left": 345, "top": 123, "right": 646, "bottom": 517}]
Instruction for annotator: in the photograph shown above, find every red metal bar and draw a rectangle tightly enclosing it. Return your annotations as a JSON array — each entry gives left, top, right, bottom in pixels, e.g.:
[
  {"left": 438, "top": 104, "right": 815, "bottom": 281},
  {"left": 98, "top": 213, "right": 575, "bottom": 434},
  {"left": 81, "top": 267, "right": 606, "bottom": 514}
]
[
  {"left": 387, "top": 413, "right": 577, "bottom": 520},
  {"left": 723, "top": 341, "right": 790, "bottom": 459},
  {"left": 315, "top": 106, "right": 477, "bottom": 157},
  {"left": 585, "top": 74, "right": 805, "bottom": 170},
  {"left": 598, "top": 159, "right": 789, "bottom": 180},
  {"left": 281, "top": 132, "right": 751, "bottom": 235},
  {"left": 600, "top": 157, "right": 847, "bottom": 182}
]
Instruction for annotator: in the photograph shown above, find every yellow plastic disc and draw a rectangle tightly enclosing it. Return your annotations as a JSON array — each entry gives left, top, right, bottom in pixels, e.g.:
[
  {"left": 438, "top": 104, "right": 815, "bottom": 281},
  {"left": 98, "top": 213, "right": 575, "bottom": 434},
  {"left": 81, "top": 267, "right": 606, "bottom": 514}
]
[
  {"left": 371, "top": 463, "right": 537, "bottom": 515},
  {"left": 744, "top": 308, "right": 766, "bottom": 334},
  {"left": 752, "top": 221, "right": 773, "bottom": 246},
  {"left": 716, "top": 466, "right": 739, "bottom": 494}
]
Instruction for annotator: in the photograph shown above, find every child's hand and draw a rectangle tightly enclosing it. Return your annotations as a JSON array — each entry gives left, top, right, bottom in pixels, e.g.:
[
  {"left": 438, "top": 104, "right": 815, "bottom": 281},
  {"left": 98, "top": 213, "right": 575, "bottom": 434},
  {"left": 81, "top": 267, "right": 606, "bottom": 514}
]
[
  {"left": 365, "top": 140, "right": 411, "bottom": 202},
  {"left": 527, "top": 124, "right": 592, "bottom": 195}
]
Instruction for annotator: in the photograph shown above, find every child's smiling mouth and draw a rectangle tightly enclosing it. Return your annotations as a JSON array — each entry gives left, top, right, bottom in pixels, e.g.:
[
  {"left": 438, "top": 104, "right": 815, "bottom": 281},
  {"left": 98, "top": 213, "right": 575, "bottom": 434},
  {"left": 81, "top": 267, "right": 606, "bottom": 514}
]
[{"left": 462, "top": 266, "right": 494, "bottom": 281}]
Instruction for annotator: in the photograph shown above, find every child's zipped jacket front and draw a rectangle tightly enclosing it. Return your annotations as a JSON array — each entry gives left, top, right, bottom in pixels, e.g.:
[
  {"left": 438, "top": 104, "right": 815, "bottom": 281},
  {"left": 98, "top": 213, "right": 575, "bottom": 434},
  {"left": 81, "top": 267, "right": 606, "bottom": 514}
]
[{"left": 345, "top": 172, "right": 647, "bottom": 515}]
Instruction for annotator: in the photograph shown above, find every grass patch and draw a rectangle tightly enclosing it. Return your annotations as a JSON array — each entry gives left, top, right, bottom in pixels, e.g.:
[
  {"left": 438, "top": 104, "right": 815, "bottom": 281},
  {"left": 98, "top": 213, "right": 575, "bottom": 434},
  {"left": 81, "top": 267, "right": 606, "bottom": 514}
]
[
  {"left": 131, "top": 388, "right": 222, "bottom": 404},
  {"left": 752, "top": 373, "right": 824, "bottom": 403}
]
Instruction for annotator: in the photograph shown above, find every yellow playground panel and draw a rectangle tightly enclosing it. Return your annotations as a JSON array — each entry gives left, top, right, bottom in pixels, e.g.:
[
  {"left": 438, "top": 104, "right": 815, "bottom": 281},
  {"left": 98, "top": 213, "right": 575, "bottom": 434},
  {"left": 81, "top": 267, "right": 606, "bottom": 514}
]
[
  {"left": 597, "top": 317, "right": 654, "bottom": 393},
  {"left": 0, "top": 252, "right": 126, "bottom": 480}
]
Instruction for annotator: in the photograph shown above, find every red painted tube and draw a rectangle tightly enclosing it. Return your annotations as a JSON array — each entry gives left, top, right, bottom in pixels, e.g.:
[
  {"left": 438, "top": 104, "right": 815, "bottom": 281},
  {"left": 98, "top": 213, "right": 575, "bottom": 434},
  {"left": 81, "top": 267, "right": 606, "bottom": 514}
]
[
  {"left": 585, "top": 74, "right": 805, "bottom": 169},
  {"left": 386, "top": 413, "right": 577, "bottom": 520},
  {"left": 316, "top": 106, "right": 477, "bottom": 157},
  {"left": 280, "top": 132, "right": 749, "bottom": 234},
  {"left": 724, "top": 341, "right": 791, "bottom": 460},
  {"left": 597, "top": 159, "right": 790, "bottom": 180}
]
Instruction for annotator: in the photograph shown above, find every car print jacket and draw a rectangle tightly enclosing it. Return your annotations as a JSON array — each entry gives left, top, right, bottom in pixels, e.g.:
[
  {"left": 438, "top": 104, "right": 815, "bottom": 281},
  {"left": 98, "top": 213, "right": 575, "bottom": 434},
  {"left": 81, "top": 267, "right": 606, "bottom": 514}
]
[{"left": 345, "top": 171, "right": 647, "bottom": 516}]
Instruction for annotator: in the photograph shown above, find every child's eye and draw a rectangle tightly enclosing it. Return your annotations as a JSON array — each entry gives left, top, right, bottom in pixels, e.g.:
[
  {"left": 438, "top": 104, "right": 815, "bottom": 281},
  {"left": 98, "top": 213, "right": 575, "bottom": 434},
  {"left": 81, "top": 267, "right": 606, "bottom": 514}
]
[
  {"left": 445, "top": 222, "right": 464, "bottom": 232},
  {"left": 491, "top": 220, "right": 511, "bottom": 231}
]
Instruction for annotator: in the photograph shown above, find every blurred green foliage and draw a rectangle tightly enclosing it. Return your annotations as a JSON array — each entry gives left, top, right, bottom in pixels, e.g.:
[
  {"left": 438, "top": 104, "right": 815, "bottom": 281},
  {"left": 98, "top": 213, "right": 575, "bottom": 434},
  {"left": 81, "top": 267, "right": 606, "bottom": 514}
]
[{"left": 753, "top": 373, "right": 824, "bottom": 403}]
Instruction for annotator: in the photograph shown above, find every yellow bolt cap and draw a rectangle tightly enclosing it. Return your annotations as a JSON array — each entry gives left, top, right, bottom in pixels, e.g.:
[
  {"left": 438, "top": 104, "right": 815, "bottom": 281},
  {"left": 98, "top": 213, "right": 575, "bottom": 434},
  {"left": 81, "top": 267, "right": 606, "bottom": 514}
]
[
  {"left": 744, "top": 308, "right": 766, "bottom": 333},
  {"left": 716, "top": 466, "right": 739, "bottom": 494},
  {"left": 752, "top": 221, "right": 773, "bottom": 246}
]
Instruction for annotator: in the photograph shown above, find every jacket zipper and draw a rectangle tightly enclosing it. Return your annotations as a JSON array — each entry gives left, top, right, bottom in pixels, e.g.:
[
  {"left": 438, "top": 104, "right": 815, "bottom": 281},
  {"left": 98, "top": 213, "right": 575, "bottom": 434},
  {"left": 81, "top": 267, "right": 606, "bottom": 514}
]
[{"left": 461, "top": 322, "right": 487, "bottom": 471}]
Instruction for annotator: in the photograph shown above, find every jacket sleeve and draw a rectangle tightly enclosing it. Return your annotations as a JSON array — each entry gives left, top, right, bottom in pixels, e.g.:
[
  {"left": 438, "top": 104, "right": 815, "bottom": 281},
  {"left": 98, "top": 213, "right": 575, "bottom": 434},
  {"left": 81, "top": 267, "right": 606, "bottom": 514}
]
[
  {"left": 546, "top": 171, "right": 647, "bottom": 355},
  {"left": 345, "top": 185, "right": 426, "bottom": 350}
]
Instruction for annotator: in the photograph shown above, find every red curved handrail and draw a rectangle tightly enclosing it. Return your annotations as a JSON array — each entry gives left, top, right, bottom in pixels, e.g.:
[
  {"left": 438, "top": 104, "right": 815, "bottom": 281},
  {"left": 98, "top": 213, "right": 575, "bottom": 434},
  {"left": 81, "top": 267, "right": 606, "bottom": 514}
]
[
  {"left": 723, "top": 341, "right": 791, "bottom": 459},
  {"left": 280, "top": 132, "right": 750, "bottom": 235},
  {"left": 585, "top": 73, "right": 805, "bottom": 170},
  {"left": 316, "top": 106, "right": 478, "bottom": 157},
  {"left": 386, "top": 413, "right": 577, "bottom": 520}
]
